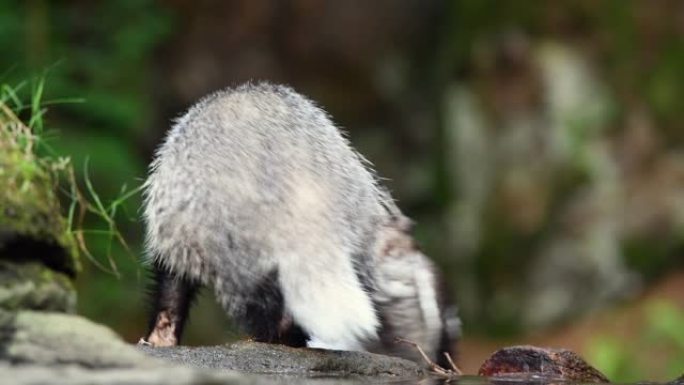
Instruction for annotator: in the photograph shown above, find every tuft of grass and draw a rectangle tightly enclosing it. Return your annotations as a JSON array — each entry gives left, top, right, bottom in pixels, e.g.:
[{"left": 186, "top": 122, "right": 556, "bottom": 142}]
[{"left": 0, "top": 74, "right": 141, "bottom": 277}]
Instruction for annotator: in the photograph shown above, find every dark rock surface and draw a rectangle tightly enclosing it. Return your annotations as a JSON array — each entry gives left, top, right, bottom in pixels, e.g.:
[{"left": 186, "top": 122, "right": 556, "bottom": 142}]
[
  {"left": 5, "top": 363, "right": 391, "bottom": 385},
  {"left": 478, "top": 345, "right": 609, "bottom": 383},
  {"left": 138, "top": 341, "right": 424, "bottom": 378}
]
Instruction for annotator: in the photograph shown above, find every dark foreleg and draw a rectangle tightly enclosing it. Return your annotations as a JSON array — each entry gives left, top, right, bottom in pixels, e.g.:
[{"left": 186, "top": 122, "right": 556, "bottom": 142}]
[{"left": 142, "top": 261, "right": 199, "bottom": 346}]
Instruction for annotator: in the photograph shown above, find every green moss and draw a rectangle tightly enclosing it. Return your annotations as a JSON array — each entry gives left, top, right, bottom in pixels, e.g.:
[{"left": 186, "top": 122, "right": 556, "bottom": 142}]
[{"left": 0, "top": 130, "right": 79, "bottom": 275}]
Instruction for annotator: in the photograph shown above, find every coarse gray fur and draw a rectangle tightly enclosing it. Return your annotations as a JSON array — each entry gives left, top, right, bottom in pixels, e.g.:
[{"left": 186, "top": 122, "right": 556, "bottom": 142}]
[{"left": 143, "top": 82, "right": 458, "bottom": 360}]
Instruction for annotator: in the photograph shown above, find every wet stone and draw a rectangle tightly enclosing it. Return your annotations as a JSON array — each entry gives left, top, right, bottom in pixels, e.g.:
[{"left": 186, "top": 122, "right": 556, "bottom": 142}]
[{"left": 478, "top": 345, "right": 610, "bottom": 383}]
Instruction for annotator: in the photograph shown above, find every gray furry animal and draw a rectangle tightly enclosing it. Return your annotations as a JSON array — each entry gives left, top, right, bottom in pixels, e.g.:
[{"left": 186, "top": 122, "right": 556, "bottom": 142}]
[{"left": 140, "top": 82, "right": 460, "bottom": 364}]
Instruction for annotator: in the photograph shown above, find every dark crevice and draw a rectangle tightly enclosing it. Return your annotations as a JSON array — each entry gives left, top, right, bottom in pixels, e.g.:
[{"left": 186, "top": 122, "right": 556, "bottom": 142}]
[{"left": 0, "top": 231, "right": 75, "bottom": 278}]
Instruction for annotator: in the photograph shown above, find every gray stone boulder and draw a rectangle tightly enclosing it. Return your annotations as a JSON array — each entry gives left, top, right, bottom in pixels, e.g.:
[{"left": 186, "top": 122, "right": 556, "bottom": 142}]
[{"left": 0, "top": 310, "right": 157, "bottom": 368}]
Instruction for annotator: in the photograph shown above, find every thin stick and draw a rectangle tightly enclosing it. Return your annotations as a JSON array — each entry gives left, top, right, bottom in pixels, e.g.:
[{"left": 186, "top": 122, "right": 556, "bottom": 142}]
[
  {"left": 395, "top": 338, "right": 460, "bottom": 380},
  {"left": 444, "top": 352, "right": 463, "bottom": 375}
]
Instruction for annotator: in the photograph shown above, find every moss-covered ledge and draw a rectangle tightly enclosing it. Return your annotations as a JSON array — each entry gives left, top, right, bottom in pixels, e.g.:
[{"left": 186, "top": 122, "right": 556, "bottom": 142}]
[
  {"left": 0, "top": 106, "right": 79, "bottom": 313},
  {"left": 0, "top": 142, "right": 79, "bottom": 274}
]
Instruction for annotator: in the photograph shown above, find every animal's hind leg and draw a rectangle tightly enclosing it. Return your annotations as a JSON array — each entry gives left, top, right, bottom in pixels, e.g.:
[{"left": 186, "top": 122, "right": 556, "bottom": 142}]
[
  {"left": 142, "top": 260, "right": 199, "bottom": 346},
  {"left": 276, "top": 315, "right": 309, "bottom": 347},
  {"left": 231, "top": 270, "right": 309, "bottom": 347}
]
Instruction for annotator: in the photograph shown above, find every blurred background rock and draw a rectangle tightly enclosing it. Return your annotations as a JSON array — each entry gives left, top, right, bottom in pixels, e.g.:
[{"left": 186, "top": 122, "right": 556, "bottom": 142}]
[{"left": 1, "top": 0, "right": 683, "bottom": 381}]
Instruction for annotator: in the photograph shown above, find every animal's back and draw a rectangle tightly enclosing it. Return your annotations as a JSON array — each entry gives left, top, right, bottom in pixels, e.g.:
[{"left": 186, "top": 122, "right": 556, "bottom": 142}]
[{"left": 144, "top": 83, "right": 387, "bottom": 349}]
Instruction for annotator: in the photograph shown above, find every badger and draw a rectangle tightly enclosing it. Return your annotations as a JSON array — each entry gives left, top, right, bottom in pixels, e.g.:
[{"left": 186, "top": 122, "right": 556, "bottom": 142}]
[{"left": 140, "top": 82, "right": 460, "bottom": 364}]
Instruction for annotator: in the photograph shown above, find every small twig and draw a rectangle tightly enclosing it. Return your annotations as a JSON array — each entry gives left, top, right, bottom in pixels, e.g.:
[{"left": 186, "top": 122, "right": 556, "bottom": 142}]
[
  {"left": 395, "top": 337, "right": 462, "bottom": 381},
  {"left": 444, "top": 352, "right": 463, "bottom": 375}
]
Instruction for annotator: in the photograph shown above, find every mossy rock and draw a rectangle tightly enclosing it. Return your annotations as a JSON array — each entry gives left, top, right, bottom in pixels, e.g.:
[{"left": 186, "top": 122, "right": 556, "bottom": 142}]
[
  {"left": 0, "top": 129, "right": 79, "bottom": 277},
  {"left": 0, "top": 260, "right": 76, "bottom": 312}
]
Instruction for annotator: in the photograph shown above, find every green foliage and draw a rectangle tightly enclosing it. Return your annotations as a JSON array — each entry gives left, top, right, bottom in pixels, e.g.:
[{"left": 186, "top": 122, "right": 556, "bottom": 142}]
[
  {"left": 0, "top": 79, "right": 79, "bottom": 274},
  {"left": 589, "top": 300, "right": 684, "bottom": 382},
  {"left": 0, "top": 0, "right": 171, "bottom": 148},
  {"left": 1, "top": 75, "right": 143, "bottom": 277}
]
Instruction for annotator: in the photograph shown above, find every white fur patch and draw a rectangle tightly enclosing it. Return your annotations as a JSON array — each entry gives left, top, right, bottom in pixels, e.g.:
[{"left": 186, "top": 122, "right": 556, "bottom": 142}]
[{"left": 279, "top": 251, "right": 379, "bottom": 352}]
